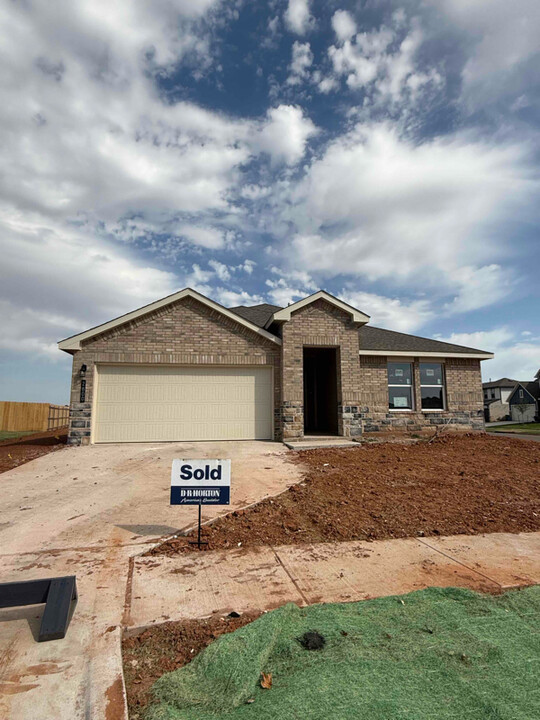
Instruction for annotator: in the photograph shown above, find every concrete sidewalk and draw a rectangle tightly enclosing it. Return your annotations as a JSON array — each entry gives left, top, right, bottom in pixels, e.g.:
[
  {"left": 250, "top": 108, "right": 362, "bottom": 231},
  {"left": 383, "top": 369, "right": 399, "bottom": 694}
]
[{"left": 127, "top": 532, "right": 540, "bottom": 629}]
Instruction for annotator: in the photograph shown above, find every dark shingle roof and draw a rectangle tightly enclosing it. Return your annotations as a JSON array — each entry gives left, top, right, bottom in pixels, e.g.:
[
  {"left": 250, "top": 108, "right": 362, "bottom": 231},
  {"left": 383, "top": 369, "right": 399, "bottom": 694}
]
[
  {"left": 524, "top": 381, "right": 540, "bottom": 401},
  {"left": 228, "top": 303, "right": 282, "bottom": 328},
  {"left": 358, "top": 325, "right": 491, "bottom": 355},
  {"left": 228, "top": 302, "right": 492, "bottom": 355},
  {"left": 482, "top": 378, "right": 521, "bottom": 389}
]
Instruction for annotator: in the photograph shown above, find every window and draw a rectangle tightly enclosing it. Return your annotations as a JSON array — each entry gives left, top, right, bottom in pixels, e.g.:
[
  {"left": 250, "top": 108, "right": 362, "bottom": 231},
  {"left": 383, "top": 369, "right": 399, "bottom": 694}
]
[
  {"left": 420, "top": 362, "right": 445, "bottom": 410},
  {"left": 388, "top": 362, "right": 413, "bottom": 410},
  {"left": 519, "top": 388, "right": 524, "bottom": 399}
]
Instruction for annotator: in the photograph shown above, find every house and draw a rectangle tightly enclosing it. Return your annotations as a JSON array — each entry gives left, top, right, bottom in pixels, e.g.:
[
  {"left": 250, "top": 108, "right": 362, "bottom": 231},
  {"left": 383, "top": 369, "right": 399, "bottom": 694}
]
[
  {"left": 58, "top": 288, "right": 494, "bottom": 445},
  {"left": 482, "top": 378, "right": 521, "bottom": 422},
  {"left": 507, "top": 374, "right": 540, "bottom": 423}
]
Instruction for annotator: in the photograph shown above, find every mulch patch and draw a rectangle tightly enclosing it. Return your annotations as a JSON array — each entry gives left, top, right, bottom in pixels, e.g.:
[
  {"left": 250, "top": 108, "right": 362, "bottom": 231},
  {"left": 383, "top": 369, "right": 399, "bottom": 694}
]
[
  {"left": 0, "top": 428, "right": 68, "bottom": 473},
  {"left": 122, "top": 612, "right": 261, "bottom": 719},
  {"left": 150, "top": 433, "right": 540, "bottom": 556}
]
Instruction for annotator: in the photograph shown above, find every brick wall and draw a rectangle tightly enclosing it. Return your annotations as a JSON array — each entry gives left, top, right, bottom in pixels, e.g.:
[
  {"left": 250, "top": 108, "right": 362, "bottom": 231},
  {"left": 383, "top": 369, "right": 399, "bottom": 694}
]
[
  {"left": 280, "top": 299, "right": 363, "bottom": 439},
  {"left": 357, "top": 355, "right": 485, "bottom": 435},
  {"left": 67, "top": 296, "right": 281, "bottom": 445}
]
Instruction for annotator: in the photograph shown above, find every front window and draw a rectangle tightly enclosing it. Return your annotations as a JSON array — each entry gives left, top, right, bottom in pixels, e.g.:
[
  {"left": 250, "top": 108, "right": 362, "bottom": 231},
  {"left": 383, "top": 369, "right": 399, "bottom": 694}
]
[
  {"left": 420, "top": 362, "right": 445, "bottom": 410},
  {"left": 388, "top": 362, "right": 413, "bottom": 410}
]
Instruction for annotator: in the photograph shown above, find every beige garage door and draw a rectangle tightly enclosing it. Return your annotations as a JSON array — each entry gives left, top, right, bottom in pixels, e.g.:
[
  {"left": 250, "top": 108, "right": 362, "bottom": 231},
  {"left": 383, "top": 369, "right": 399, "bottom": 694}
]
[{"left": 93, "top": 365, "right": 273, "bottom": 443}]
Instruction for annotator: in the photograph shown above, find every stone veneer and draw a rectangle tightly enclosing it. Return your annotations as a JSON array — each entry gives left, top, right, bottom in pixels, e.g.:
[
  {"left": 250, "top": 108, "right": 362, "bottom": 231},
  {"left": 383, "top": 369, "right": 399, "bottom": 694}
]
[{"left": 67, "top": 295, "right": 485, "bottom": 445}]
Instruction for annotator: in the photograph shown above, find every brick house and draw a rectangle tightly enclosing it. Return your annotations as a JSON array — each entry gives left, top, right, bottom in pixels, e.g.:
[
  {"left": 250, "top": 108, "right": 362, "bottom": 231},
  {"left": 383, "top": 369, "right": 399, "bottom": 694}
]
[{"left": 58, "top": 289, "right": 493, "bottom": 445}]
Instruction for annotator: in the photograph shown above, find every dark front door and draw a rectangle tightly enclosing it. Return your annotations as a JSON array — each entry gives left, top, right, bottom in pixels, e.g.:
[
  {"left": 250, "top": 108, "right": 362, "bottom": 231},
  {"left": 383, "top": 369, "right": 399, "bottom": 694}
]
[{"left": 303, "top": 348, "right": 338, "bottom": 434}]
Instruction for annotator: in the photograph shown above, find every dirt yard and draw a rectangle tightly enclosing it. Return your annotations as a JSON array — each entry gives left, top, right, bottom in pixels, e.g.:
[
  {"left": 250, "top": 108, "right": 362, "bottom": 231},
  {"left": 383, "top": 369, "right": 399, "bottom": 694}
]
[
  {"left": 123, "top": 612, "right": 261, "bottom": 719},
  {"left": 0, "top": 428, "right": 68, "bottom": 473},
  {"left": 151, "top": 434, "right": 540, "bottom": 556}
]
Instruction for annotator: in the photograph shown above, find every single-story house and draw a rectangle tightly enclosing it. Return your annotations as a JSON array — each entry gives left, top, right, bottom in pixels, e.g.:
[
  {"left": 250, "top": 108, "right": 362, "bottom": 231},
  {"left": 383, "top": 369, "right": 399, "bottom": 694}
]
[
  {"left": 58, "top": 288, "right": 494, "bottom": 445},
  {"left": 508, "top": 375, "right": 540, "bottom": 423},
  {"left": 482, "top": 378, "right": 522, "bottom": 422}
]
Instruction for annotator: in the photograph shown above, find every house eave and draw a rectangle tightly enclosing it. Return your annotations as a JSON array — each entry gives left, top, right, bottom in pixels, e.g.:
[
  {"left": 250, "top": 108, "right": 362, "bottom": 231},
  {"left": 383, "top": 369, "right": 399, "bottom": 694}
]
[
  {"left": 58, "top": 288, "right": 282, "bottom": 352},
  {"left": 266, "top": 290, "right": 370, "bottom": 328},
  {"left": 359, "top": 350, "right": 494, "bottom": 359}
]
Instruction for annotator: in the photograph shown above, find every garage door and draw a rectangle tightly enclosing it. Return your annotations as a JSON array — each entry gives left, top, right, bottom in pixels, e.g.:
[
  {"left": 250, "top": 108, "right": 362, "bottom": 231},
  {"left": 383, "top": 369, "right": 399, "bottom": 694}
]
[{"left": 93, "top": 365, "right": 273, "bottom": 443}]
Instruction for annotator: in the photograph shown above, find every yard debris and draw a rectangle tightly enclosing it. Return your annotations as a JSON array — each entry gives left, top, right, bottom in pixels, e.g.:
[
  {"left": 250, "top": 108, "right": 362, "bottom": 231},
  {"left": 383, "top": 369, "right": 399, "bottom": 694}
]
[
  {"left": 260, "top": 672, "right": 273, "bottom": 689},
  {"left": 298, "top": 631, "right": 326, "bottom": 651}
]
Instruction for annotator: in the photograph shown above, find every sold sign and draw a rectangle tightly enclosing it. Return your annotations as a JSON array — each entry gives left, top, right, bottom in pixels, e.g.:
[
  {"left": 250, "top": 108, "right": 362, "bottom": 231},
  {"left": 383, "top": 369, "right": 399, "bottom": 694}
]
[{"left": 170, "top": 459, "right": 231, "bottom": 505}]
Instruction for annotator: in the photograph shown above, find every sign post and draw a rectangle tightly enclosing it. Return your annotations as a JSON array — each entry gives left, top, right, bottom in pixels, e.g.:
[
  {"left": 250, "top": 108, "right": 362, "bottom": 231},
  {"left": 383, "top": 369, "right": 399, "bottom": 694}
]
[{"left": 170, "top": 459, "right": 231, "bottom": 549}]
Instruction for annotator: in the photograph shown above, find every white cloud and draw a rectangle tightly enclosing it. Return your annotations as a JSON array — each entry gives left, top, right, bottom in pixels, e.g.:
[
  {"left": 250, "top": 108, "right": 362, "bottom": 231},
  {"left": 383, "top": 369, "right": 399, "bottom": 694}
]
[
  {"left": 331, "top": 10, "right": 357, "bottom": 43},
  {"left": 287, "top": 41, "right": 313, "bottom": 86},
  {"left": 432, "top": 0, "right": 540, "bottom": 111},
  {"left": 280, "top": 123, "right": 535, "bottom": 305},
  {"left": 284, "top": 0, "right": 314, "bottom": 36},
  {"left": 327, "top": 16, "right": 442, "bottom": 105},
  {"left": 255, "top": 105, "right": 318, "bottom": 165},
  {"left": 444, "top": 265, "right": 513, "bottom": 314},
  {"left": 436, "top": 328, "right": 540, "bottom": 382},
  {"left": 213, "top": 289, "right": 263, "bottom": 307},
  {"left": 208, "top": 259, "right": 231, "bottom": 281},
  {"left": 175, "top": 225, "right": 225, "bottom": 249},
  {"left": 339, "top": 290, "right": 434, "bottom": 332}
]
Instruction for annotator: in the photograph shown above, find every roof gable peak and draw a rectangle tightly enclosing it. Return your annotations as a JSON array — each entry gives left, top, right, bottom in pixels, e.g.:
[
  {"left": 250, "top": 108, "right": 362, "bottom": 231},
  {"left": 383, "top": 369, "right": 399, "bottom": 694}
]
[{"left": 268, "top": 290, "right": 370, "bottom": 327}]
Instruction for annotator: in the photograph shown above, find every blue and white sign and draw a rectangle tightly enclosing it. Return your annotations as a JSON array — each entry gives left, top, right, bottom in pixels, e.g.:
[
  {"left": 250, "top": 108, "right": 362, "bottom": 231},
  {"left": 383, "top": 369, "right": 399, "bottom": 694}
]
[{"left": 170, "top": 459, "right": 231, "bottom": 505}]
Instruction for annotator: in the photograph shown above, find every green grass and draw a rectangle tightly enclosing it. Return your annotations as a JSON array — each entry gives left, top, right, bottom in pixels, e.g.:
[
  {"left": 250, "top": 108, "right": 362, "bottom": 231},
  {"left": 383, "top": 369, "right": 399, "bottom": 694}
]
[
  {"left": 487, "top": 422, "right": 540, "bottom": 435},
  {"left": 144, "top": 586, "right": 540, "bottom": 720},
  {"left": 0, "top": 430, "right": 37, "bottom": 441}
]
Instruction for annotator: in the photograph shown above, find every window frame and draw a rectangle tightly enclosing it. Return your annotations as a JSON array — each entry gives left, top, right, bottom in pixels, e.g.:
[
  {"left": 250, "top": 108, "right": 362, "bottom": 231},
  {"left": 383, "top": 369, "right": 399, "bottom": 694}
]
[
  {"left": 387, "top": 361, "right": 414, "bottom": 412},
  {"left": 419, "top": 361, "right": 446, "bottom": 412}
]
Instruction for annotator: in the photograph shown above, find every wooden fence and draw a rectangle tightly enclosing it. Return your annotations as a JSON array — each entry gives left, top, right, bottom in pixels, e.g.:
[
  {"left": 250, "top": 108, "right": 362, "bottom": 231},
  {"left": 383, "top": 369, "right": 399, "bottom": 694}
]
[{"left": 0, "top": 402, "right": 70, "bottom": 432}]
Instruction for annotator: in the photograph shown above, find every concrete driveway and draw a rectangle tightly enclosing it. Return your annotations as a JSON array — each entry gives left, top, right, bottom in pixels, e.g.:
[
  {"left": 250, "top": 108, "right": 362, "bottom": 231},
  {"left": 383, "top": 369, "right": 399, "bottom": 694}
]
[{"left": 0, "top": 440, "right": 303, "bottom": 719}]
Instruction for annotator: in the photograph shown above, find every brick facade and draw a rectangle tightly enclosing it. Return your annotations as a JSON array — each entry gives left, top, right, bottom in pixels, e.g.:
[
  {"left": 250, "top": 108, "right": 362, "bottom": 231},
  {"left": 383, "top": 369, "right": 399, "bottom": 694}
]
[
  {"left": 357, "top": 355, "right": 484, "bottom": 435},
  {"left": 66, "top": 294, "right": 485, "bottom": 445},
  {"left": 68, "top": 296, "right": 280, "bottom": 445},
  {"left": 280, "top": 299, "right": 363, "bottom": 439}
]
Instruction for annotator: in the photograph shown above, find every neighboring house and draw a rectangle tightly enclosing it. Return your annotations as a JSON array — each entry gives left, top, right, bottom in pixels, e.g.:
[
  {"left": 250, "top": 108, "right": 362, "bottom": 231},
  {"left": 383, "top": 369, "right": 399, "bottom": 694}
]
[
  {"left": 58, "top": 289, "right": 494, "bottom": 445},
  {"left": 508, "top": 376, "right": 540, "bottom": 423},
  {"left": 482, "top": 378, "right": 521, "bottom": 422}
]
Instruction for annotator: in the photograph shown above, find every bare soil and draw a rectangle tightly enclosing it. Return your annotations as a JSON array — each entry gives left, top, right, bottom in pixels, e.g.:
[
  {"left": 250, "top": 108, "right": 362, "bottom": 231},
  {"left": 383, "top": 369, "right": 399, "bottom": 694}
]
[
  {"left": 0, "top": 428, "right": 68, "bottom": 473},
  {"left": 151, "top": 434, "right": 540, "bottom": 556},
  {"left": 122, "top": 612, "right": 261, "bottom": 719}
]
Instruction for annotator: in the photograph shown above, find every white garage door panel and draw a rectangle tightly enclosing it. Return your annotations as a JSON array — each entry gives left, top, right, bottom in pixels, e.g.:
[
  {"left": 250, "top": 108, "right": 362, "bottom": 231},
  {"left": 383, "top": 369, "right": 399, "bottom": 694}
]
[{"left": 94, "top": 366, "right": 273, "bottom": 443}]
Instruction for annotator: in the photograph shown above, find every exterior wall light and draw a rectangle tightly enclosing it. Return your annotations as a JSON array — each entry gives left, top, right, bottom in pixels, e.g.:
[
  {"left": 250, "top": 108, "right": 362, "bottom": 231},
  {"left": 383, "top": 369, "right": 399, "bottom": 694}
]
[{"left": 79, "top": 364, "right": 87, "bottom": 378}]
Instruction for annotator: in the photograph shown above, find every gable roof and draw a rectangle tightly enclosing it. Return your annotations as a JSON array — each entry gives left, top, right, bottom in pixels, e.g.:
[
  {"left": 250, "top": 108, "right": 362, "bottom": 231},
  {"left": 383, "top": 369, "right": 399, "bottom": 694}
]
[
  {"left": 269, "top": 290, "right": 370, "bottom": 326},
  {"left": 58, "top": 288, "right": 282, "bottom": 352},
  {"left": 482, "top": 378, "right": 521, "bottom": 389},
  {"left": 508, "top": 381, "right": 539, "bottom": 404}
]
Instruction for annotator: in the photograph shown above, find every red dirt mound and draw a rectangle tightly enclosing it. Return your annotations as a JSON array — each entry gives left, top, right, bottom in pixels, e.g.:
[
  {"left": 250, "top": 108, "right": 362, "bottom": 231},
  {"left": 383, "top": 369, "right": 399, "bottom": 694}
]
[
  {"left": 0, "top": 429, "right": 68, "bottom": 473},
  {"left": 150, "top": 434, "right": 540, "bottom": 556}
]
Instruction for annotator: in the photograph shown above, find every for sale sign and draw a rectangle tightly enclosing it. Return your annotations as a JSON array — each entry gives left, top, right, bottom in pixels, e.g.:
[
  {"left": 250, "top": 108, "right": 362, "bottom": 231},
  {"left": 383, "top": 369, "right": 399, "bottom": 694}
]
[{"left": 170, "top": 459, "right": 231, "bottom": 505}]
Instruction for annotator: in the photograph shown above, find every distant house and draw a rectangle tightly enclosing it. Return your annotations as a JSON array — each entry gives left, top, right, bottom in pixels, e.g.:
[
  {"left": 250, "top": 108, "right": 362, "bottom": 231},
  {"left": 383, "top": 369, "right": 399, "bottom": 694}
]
[
  {"left": 507, "top": 372, "right": 540, "bottom": 423},
  {"left": 482, "top": 378, "right": 521, "bottom": 422}
]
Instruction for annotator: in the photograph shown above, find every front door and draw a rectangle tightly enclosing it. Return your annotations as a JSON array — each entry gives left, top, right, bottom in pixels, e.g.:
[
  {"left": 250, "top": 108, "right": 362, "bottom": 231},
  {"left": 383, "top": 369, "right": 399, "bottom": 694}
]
[{"left": 303, "top": 348, "right": 338, "bottom": 434}]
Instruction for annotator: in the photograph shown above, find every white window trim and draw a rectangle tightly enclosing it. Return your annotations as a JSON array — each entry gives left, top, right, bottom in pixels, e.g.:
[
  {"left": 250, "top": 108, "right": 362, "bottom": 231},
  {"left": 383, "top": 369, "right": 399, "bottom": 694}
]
[
  {"left": 420, "top": 362, "right": 446, "bottom": 411},
  {"left": 388, "top": 361, "right": 415, "bottom": 411}
]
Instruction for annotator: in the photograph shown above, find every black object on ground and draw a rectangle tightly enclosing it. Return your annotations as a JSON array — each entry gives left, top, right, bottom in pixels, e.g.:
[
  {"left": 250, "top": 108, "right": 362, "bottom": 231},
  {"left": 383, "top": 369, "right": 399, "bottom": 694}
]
[
  {"left": 298, "top": 630, "right": 326, "bottom": 650},
  {"left": 0, "top": 575, "right": 77, "bottom": 642}
]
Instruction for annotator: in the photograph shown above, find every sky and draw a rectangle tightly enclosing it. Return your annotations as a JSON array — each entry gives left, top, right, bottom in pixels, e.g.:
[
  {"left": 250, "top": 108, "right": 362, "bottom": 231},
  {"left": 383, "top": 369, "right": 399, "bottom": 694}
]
[{"left": 1, "top": 0, "right": 539, "bottom": 404}]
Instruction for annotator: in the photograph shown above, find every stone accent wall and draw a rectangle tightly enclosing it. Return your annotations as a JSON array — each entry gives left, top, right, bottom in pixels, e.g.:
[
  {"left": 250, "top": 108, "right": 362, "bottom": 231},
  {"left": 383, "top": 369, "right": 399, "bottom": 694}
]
[
  {"left": 67, "top": 296, "right": 281, "bottom": 445},
  {"left": 280, "top": 299, "right": 363, "bottom": 439},
  {"left": 357, "top": 355, "right": 485, "bottom": 435}
]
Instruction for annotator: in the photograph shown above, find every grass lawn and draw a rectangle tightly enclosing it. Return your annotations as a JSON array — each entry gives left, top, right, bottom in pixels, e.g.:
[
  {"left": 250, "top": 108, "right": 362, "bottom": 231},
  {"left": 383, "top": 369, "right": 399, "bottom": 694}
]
[
  {"left": 142, "top": 586, "right": 540, "bottom": 720},
  {"left": 0, "top": 430, "right": 37, "bottom": 442},
  {"left": 487, "top": 422, "right": 540, "bottom": 435}
]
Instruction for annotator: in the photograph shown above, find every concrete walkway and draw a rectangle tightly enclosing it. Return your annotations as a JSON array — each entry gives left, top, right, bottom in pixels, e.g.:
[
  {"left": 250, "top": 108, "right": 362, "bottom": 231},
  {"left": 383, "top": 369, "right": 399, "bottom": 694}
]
[
  {"left": 488, "top": 432, "right": 540, "bottom": 442},
  {"left": 0, "top": 441, "right": 303, "bottom": 720},
  {"left": 127, "top": 532, "right": 540, "bottom": 629}
]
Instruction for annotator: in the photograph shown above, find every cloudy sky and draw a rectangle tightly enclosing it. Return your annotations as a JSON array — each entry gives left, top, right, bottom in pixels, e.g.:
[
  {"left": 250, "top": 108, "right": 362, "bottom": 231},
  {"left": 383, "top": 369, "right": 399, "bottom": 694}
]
[{"left": 1, "top": 0, "right": 539, "bottom": 403}]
